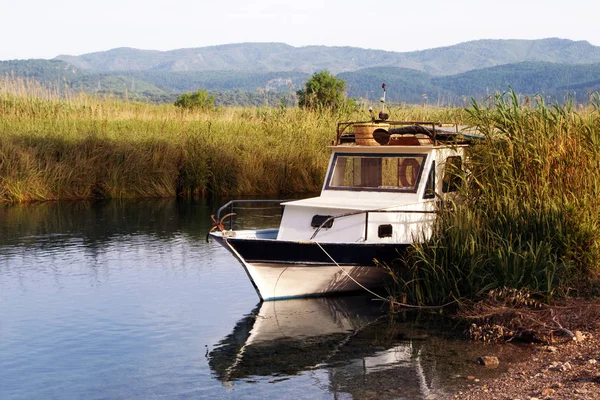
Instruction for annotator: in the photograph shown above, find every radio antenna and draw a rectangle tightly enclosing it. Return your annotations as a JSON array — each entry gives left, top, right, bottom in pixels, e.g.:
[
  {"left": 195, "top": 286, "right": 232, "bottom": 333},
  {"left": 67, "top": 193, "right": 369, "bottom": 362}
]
[{"left": 379, "top": 83, "right": 389, "bottom": 120}]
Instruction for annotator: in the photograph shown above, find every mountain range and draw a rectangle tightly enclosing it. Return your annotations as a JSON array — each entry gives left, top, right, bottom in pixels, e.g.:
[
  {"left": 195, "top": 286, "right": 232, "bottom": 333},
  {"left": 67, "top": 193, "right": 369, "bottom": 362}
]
[{"left": 2, "top": 38, "right": 600, "bottom": 105}]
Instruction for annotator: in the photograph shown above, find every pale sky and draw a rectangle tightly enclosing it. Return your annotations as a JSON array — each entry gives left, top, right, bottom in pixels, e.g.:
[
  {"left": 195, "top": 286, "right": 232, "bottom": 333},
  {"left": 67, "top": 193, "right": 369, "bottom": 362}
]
[{"left": 2, "top": 0, "right": 598, "bottom": 60}]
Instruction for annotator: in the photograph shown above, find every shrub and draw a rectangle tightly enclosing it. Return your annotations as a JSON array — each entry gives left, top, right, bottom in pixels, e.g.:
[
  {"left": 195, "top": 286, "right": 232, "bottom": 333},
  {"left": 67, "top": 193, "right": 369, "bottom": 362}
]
[
  {"left": 174, "top": 89, "right": 215, "bottom": 110},
  {"left": 297, "top": 71, "right": 348, "bottom": 110}
]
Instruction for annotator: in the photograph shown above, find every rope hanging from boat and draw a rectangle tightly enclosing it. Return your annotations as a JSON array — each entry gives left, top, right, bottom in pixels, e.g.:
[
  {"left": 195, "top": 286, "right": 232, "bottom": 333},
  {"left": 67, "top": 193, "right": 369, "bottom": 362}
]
[
  {"left": 209, "top": 213, "right": 236, "bottom": 233},
  {"left": 312, "top": 241, "right": 390, "bottom": 302},
  {"left": 312, "top": 241, "right": 458, "bottom": 310},
  {"left": 206, "top": 213, "right": 236, "bottom": 242}
]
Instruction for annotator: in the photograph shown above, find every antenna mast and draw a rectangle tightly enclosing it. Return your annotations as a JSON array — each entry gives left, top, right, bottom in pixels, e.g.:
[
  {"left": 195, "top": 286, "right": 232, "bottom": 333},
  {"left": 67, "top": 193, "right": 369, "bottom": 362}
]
[{"left": 379, "top": 83, "right": 389, "bottom": 121}]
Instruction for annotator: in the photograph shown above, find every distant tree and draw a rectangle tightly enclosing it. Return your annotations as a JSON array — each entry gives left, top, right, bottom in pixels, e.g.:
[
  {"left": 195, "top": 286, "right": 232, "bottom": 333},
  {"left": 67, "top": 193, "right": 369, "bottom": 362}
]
[
  {"left": 174, "top": 89, "right": 215, "bottom": 110},
  {"left": 297, "top": 71, "right": 348, "bottom": 110}
]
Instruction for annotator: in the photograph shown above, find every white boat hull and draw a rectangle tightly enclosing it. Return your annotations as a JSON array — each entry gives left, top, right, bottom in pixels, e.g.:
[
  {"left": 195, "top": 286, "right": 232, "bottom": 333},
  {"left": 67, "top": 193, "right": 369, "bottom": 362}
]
[
  {"left": 239, "top": 261, "right": 386, "bottom": 301},
  {"left": 211, "top": 231, "right": 402, "bottom": 301}
]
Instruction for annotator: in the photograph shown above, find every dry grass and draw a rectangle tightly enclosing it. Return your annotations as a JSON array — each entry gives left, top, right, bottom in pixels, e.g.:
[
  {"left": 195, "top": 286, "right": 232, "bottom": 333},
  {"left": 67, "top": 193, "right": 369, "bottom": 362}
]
[{"left": 0, "top": 77, "right": 466, "bottom": 202}]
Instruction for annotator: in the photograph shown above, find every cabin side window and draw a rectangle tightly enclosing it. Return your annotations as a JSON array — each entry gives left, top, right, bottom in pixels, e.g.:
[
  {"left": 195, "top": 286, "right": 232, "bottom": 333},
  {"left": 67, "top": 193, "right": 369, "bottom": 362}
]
[
  {"left": 328, "top": 154, "right": 426, "bottom": 192},
  {"left": 442, "top": 156, "right": 463, "bottom": 193},
  {"left": 423, "top": 161, "right": 435, "bottom": 199}
]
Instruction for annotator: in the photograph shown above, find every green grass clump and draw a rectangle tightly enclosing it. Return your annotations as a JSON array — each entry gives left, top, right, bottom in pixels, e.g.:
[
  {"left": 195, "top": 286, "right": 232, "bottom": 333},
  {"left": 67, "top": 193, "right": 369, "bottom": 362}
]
[{"left": 390, "top": 91, "right": 600, "bottom": 305}]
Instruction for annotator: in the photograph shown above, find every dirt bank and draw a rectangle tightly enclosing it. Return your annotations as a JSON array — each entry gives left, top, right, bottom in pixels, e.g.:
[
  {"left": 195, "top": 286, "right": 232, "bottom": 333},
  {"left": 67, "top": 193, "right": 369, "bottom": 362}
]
[{"left": 453, "top": 300, "right": 600, "bottom": 399}]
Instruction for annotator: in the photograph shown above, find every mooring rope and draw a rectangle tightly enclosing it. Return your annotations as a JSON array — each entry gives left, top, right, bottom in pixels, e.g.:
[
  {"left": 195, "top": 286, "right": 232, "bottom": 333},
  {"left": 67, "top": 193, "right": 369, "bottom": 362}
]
[
  {"left": 312, "top": 241, "right": 389, "bottom": 302},
  {"left": 312, "top": 241, "right": 458, "bottom": 310}
]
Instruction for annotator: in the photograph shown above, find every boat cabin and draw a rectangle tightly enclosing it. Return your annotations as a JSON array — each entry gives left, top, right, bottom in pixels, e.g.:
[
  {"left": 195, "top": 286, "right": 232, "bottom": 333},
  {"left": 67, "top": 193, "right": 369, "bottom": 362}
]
[{"left": 276, "top": 121, "right": 469, "bottom": 244}]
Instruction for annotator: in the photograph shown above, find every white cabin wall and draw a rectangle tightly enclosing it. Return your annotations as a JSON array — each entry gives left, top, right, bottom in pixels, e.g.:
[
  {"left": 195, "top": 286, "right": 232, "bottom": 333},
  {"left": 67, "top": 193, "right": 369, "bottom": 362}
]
[
  {"left": 364, "top": 211, "right": 437, "bottom": 243},
  {"left": 277, "top": 203, "right": 437, "bottom": 244},
  {"left": 277, "top": 206, "right": 365, "bottom": 242}
]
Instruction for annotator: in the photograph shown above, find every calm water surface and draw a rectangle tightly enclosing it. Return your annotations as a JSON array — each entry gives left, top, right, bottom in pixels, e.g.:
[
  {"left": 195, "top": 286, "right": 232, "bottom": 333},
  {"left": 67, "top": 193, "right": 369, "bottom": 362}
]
[{"left": 0, "top": 199, "right": 528, "bottom": 399}]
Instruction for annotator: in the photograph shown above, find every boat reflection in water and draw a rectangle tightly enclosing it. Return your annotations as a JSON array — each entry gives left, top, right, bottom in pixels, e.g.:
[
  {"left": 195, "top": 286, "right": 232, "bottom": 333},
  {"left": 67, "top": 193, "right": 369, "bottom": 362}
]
[{"left": 208, "top": 295, "right": 451, "bottom": 399}]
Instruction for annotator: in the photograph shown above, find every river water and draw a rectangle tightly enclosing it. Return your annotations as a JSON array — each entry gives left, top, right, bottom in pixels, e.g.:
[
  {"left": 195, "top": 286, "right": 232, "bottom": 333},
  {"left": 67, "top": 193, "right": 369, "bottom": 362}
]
[{"left": 0, "top": 199, "right": 528, "bottom": 399}]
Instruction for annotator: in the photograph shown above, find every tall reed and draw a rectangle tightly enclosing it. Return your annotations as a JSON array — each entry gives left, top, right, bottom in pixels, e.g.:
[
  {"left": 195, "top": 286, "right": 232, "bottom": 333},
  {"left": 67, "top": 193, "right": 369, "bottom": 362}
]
[{"left": 390, "top": 91, "right": 600, "bottom": 305}]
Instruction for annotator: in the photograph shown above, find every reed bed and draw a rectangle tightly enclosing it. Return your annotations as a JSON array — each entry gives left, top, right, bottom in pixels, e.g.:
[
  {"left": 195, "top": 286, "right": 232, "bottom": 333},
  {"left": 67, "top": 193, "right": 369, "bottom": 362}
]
[
  {"left": 0, "top": 89, "right": 328, "bottom": 201},
  {"left": 0, "top": 78, "right": 465, "bottom": 203},
  {"left": 390, "top": 92, "right": 600, "bottom": 305},
  {"left": 0, "top": 104, "right": 331, "bottom": 201}
]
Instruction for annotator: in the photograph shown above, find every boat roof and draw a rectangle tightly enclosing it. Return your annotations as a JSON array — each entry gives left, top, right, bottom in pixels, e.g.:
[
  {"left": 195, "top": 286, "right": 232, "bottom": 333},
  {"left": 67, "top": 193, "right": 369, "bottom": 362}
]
[{"left": 282, "top": 196, "right": 421, "bottom": 210}]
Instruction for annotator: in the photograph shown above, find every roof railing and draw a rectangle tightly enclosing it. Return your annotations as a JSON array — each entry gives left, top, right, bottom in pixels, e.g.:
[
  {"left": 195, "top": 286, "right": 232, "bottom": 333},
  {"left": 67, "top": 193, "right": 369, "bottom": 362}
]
[{"left": 335, "top": 120, "right": 466, "bottom": 146}]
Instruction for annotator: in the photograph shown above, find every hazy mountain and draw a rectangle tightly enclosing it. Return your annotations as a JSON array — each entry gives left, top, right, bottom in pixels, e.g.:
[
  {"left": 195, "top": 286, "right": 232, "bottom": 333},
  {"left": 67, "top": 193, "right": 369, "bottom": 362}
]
[
  {"left": 121, "top": 70, "right": 309, "bottom": 92},
  {"left": 4, "top": 40, "right": 600, "bottom": 106},
  {"left": 55, "top": 39, "right": 600, "bottom": 76},
  {"left": 0, "top": 59, "right": 82, "bottom": 81},
  {"left": 338, "top": 67, "right": 442, "bottom": 103},
  {"left": 434, "top": 61, "right": 600, "bottom": 98},
  {"left": 337, "top": 62, "right": 600, "bottom": 104}
]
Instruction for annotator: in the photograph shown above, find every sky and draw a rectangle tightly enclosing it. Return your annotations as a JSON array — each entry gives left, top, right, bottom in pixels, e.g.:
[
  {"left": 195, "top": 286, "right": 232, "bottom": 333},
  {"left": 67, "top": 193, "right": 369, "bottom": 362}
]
[{"left": 2, "top": 0, "right": 599, "bottom": 60}]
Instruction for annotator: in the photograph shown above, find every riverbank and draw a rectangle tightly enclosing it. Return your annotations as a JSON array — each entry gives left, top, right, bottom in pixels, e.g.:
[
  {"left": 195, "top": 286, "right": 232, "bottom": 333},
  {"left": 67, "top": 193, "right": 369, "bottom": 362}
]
[{"left": 453, "top": 299, "right": 600, "bottom": 399}]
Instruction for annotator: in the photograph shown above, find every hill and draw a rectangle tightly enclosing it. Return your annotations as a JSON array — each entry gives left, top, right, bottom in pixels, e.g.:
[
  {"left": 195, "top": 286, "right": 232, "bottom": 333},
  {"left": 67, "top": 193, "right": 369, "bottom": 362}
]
[
  {"left": 338, "top": 67, "right": 444, "bottom": 104},
  {"left": 336, "top": 62, "right": 600, "bottom": 105},
  {"left": 0, "top": 59, "right": 82, "bottom": 82},
  {"left": 4, "top": 60, "right": 600, "bottom": 106},
  {"left": 3, "top": 40, "right": 600, "bottom": 106},
  {"left": 55, "top": 39, "right": 600, "bottom": 76},
  {"left": 434, "top": 61, "right": 600, "bottom": 103},
  {"left": 0, "top": 59, "right": 309, "bottom": 104},
  {"left": 121, "top": 70, "right": 309, "bottom": 93}
]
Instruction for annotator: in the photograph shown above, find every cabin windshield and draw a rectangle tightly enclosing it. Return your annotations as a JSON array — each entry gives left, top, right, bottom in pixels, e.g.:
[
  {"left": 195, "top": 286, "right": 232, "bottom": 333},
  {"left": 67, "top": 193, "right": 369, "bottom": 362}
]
[{"left": 326, "top": 153, "right": 427, "bottom": 192}]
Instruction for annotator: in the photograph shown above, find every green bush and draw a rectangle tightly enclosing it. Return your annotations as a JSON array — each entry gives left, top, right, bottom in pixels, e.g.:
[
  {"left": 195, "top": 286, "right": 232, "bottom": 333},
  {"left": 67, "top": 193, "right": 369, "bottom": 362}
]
[
  {"left": 174, "top": 89, "right": 215, "bottom": 110},
  {"left": 297, "top": 71, "right": 348, "bottom": 110}
]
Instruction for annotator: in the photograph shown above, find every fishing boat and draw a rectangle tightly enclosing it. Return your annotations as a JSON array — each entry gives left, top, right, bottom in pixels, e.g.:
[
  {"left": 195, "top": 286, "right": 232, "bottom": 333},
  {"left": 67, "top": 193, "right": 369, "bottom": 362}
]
[{"left": 210, "top": 86, "right": 475, "bottom": 301}]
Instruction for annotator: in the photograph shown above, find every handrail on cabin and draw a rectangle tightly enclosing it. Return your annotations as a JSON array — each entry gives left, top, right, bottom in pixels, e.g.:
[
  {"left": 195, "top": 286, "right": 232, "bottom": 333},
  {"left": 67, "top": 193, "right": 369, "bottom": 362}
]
[
  {"left": 215, "top": 199, "right": 290, "bottom": 230},
  {"left": 336, "top": 120, "right": 455, "bottom": 145}
]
